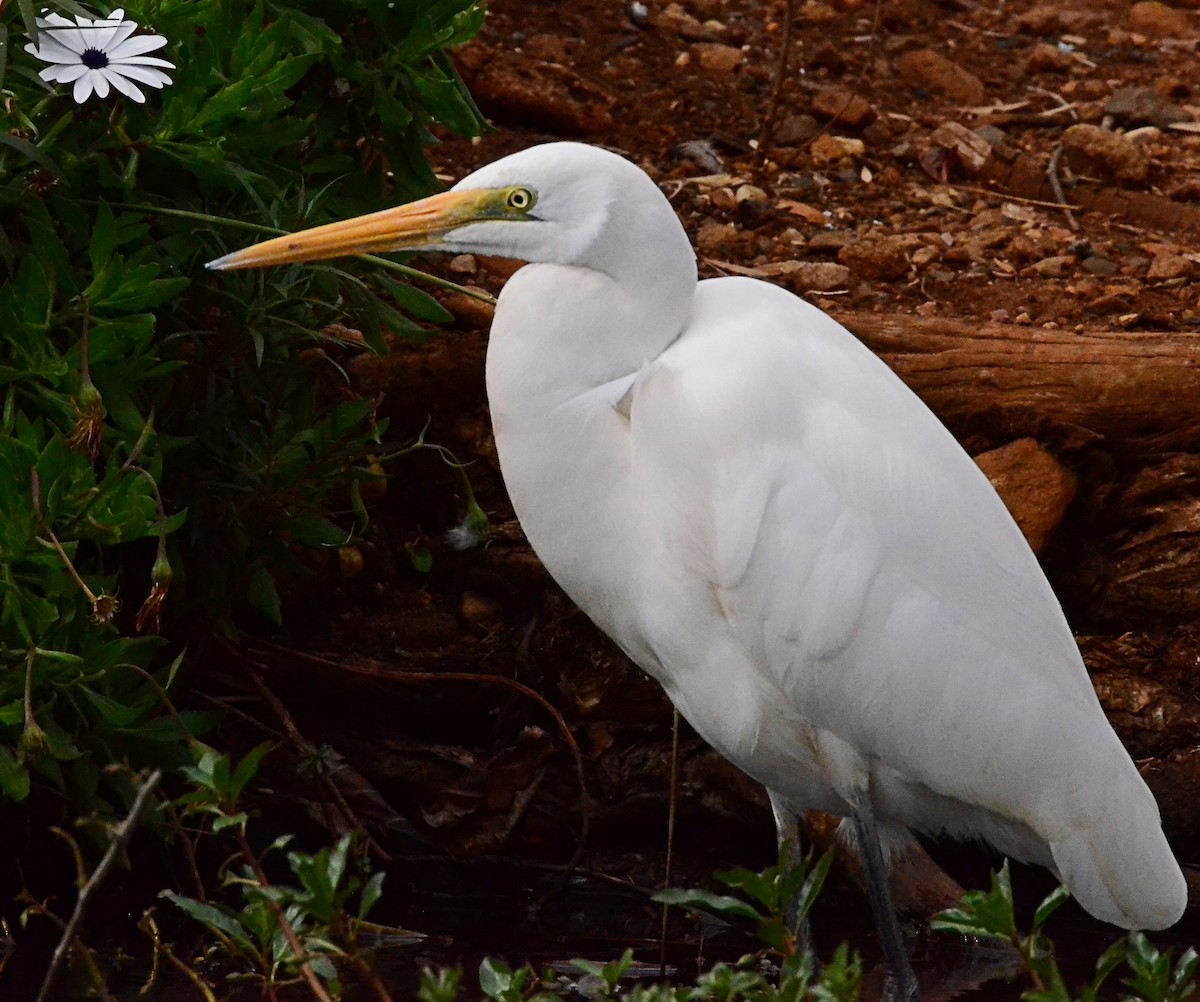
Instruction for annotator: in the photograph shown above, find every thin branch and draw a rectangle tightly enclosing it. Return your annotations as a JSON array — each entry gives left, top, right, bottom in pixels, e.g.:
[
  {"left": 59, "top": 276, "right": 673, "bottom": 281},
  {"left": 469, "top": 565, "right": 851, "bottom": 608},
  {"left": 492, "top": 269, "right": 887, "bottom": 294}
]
[
  {"left": 659, "top": 707, "right": 681, "bottom": 975},
  {"left": 36, "top": 769, "right": 163, "bottom": 1002},
  {"left": 235, "top": 828, "right": 336, "bottom": 1002},
  {"left": 1046, "top": 144, "right": 1080, "bottom": 231},
  {"left": 249, "top": 637, "right": 591, "bottom": 875},
  {"left": 757, "top": 0, "right": 795, "bottom": 158}
]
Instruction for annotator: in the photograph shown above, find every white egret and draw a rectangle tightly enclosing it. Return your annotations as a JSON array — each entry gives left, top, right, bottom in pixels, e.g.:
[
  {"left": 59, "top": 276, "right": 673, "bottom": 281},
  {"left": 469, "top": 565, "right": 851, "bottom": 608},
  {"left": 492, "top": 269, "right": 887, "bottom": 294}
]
[{"left": 208, "top": 142, "right": 1186, "bottom": 998}]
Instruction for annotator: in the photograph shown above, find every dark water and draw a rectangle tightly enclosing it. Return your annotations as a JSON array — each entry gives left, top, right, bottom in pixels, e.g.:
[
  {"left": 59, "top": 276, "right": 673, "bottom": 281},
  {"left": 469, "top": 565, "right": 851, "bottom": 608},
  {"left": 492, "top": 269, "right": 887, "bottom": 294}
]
[{"left": 11, "top": 857, "right": 1197, "bottom": 1000}]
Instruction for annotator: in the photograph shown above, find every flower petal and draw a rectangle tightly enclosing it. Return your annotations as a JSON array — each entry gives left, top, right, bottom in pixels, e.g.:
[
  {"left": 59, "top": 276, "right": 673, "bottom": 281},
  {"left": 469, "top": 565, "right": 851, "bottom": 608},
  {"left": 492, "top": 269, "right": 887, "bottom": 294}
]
[
  {"left": 50, "top": 62, "right": 90, "bottom": 83},
  {"left": 105, "top": 21, "right": 139, "bottom": 50},
  {"left": 86, "top": 20, "right": 126, "bottom": 51},
  {"left": 73, "top": 71, "right": 96, "bottom": 103},
  {"left": 92, "top": 70, "right": 111, "bottom": 100},
  {"left": 108, "top": 34, "right": 167, "bottom": 58},
  {"left": 105, "top": 69, "right": 146, "bottom": 103},
  {"left": 27, "top": 36, "right": 88, "bottom": 64},
  {"left": 108, "top": 8, "right": 127, "bottom": 20},
  {"left": 40, "top": 25, "right": 87, "bottom": 54},
  {"left": 113, "top": 55, "right": 176, "bottom": 69},
  {"left": 108, "top": 64, "right": 170, "bottom": 87}
]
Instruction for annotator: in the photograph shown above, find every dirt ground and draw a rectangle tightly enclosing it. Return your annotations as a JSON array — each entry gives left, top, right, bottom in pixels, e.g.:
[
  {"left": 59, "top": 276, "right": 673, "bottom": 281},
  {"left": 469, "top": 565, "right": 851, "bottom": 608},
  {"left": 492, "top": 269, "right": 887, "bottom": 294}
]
[{"left": 238, "top": 0, "right": 1200, "bottom": 988}]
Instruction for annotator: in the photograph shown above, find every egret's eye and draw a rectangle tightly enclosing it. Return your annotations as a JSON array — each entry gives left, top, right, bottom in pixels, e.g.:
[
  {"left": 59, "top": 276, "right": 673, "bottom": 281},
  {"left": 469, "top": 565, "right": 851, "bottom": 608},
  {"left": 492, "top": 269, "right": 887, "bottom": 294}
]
[{"left": 506, "top": 187, "right": 536, "bottom": 211}]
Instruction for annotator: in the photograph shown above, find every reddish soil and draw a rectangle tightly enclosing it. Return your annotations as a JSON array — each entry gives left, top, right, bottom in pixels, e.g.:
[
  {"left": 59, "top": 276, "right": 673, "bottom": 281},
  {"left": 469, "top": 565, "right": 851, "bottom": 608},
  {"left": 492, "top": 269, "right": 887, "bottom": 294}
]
[{"left": 236, "top": 0, "right": 1200, "bottom": 990}]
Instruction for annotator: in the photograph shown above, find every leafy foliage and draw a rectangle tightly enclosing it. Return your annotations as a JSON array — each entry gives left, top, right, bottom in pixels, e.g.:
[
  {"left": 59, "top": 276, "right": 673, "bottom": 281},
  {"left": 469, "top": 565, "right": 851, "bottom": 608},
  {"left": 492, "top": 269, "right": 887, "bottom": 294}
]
[
  {"left": 164, "top": 743, "right": 390, "bottom": 997},
  {"left": 0, "top": 0, "right": 486, "bottom": 819},
  {"left": 932, "top": 860, "right": 1199, "bottom": 1002}
]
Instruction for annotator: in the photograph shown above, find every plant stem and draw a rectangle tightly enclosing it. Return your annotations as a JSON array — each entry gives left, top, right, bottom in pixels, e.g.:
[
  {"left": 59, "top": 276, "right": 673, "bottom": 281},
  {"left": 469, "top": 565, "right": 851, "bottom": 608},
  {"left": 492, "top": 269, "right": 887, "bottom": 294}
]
[
  {"left": 36, "top": 769, "right": 162, "bottom": 1002},
  {"left": 234, "top": 828, "right": 337, "bottom": 1002}
]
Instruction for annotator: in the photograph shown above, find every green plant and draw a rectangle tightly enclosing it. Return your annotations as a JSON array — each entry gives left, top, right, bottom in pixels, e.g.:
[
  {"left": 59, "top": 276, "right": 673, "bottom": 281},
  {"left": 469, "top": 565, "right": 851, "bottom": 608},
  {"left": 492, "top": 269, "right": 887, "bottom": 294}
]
[
  {"left": 655, "top": 843, "right": 833, "bottom": 956},
  {"left": 932, "top": 860, "right": 1199, "bottom": 1002},
  {"left": 0, "top": 0, "right": 487, "bottom": 822},
  {"left": 163, "top": 743, "right": 390, "bottom": 998}
]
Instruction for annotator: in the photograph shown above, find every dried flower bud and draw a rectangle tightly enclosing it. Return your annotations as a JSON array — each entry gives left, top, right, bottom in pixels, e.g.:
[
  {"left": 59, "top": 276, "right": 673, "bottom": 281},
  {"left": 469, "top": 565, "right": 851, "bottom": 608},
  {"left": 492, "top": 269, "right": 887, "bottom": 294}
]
[
  {"left": 67, "top": 378, "right": 105, "bottom": 460},
  {"left": 90, "top": 592, "right": 120, "bottom": 625},
  {"left": 134, "top": 555, "right": 173, "bottom": 633}
]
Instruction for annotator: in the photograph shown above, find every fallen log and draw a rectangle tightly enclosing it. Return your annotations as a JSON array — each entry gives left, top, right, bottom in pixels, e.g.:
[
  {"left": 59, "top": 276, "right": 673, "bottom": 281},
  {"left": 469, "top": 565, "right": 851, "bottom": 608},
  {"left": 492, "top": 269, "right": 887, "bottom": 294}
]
[{"left": 835, "top": 313, "right": 1200, "bottom": 457}]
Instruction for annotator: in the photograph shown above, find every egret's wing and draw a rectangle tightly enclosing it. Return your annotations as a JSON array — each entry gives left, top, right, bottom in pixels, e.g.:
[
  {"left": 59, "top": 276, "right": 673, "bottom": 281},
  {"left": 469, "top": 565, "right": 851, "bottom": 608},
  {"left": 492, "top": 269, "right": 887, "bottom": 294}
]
[{"left": 629, "top": 277, "right": 1109, "bottom": 812}]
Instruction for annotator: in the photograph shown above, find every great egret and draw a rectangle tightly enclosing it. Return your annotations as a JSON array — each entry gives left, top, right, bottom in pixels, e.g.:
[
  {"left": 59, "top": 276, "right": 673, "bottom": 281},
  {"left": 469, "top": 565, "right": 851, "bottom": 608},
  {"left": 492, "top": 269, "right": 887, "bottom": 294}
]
[{"left": 209, "top": 142, "right": 1186, "bottom": 998}]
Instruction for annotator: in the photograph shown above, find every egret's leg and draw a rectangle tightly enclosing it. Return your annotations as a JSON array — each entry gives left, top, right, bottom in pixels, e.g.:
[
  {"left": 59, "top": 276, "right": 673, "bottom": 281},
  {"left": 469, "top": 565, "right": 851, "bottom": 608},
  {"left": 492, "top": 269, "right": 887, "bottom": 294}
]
[
  {"left": 849, "top": 800, "right": 919, "bottom": 1002},
  {"left": 767, "top": 790, "right": 816, "bottom": 959}
]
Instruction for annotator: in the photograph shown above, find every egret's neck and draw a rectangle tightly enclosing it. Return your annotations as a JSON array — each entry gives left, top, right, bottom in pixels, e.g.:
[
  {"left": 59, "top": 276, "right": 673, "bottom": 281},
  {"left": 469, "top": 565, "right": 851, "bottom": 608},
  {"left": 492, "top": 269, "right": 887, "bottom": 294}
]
[{"left": 483, "top": 214, "right": 695, "bottom": 639}]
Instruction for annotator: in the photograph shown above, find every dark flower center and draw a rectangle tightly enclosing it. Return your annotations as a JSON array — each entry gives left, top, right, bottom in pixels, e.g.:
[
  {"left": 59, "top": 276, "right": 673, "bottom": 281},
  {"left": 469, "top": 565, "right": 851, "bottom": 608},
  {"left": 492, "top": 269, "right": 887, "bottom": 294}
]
[{"left": 80, "top": 47, "right": 109, "bottom": 69}]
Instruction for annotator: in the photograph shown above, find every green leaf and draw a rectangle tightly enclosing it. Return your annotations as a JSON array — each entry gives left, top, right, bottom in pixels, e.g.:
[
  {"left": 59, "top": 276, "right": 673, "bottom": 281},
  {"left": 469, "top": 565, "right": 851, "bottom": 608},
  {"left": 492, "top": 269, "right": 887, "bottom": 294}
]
[
  {"left": 652, "top": 887, "right": 761, "bottom": 921},
  {"left": 478, "top": 957, "right": 514, "bottom": 1000},
  {"left": 358, "top": 871, "right": 385, "bottom": 920},
  {"left": 247, "top": 566, "right": 283, "bottom": 626},
  {"left": 0, "top": 746, "right": 30, "bottom": 801},
  {"left": 161, "top": 892, "right": 257, "bottom": 954},
  {"left": 1031, "top": 883, "right": 1071, "bottom": 933},
  {"left": 230, "top": 742, "right": 272, "bottom": 804}
]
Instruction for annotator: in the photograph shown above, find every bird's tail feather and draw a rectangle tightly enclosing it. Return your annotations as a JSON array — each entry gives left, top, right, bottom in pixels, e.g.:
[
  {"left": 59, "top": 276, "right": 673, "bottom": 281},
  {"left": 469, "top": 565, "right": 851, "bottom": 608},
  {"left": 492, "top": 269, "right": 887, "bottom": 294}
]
[{"left": 1050, "top": 803, "right": 1185, "bottom": 930}]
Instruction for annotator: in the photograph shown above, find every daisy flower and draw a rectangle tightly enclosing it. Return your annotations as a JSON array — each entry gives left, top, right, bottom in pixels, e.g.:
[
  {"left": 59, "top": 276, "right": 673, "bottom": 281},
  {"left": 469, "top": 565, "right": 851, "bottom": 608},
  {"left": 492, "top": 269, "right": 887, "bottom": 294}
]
[{"left": 24, "top": 7, "right": 175, "bottom": 105}]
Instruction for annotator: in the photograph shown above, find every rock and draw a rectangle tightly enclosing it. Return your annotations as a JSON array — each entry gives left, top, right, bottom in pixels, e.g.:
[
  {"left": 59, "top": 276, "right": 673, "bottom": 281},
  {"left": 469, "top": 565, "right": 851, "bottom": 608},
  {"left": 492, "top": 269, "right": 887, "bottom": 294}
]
[
  {"left": 1147, "top": 255, "right": 1194, "bottom": 281},
  {"left": 809, "top": 133, "right": 866, "bottom": 166},
  {"left": 1061, "top": 123, "right": 1149, "bottom": 184},
  {"left": 1081, "top": 255, "right": 1118, "bottom": 277},
  {"left": 1129, "top": 1, "right": 1193, "bottom": 36},
  {"left": 652, "top": 2, "right": 705, "bottom": 39},
  {"left": 691, "top": 42, "right": 743, "bottom": 73},
  {"left": 695, "top": 221, "right": 740, "bottom": 255},
  {"left": 1016, "top": 5, "right": 1067, "bottom": 34},
  {"left": 1104, "top": 86, "right": 1191, "bottom": 128},
  {"left": 774, "top": 114, "right": 820, "bottom": 145},
  {"left": 460, "top": 48, "right": 614, "bottom": 135},
  {"left": 897, "top": 48, "right": 985, "bottom": 106},
  {"left": 929, "top": 121, "right": 992, "bottom": 174},
  {"left": 441, "top": 291, "right": 496, "bottom": 331},
  {"left": 1025, "top": 41, "right": 1075, "bottom": 72},
  {"left": 778, "top": 199, "right": 828, "bottom": 225},
  {"left": 734, "top": 184, "right": 768, "bottom": 205},
  {"left": 973, "top": 439, "right": 1077, "bottom": 556},
  {"left": 784, "top": 261, "right": 851, "bottom": 292},
  {"left": 838, "top": 234, "right": 919, "bottom": 281},
  {"left": 807, "top": 231, "right": 850, "bottom": 253},
  {"left": 448, "top": 254, "right": 477, "bottom": 274},
  {"left": 1024, "top": 254, "right": 1076, "bottom": 278},
  {"left": 811, "top": 87, "right": 878, "bottom": 129},
  {"left": 1168, "top": 176, "right": 1200, "bottom": 202}
]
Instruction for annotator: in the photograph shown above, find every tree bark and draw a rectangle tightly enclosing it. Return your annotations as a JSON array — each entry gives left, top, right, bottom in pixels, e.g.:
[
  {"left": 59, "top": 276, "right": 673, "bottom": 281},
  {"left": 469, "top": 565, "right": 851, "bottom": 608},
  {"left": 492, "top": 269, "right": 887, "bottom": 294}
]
[{"left": 834, "top": 313, "right": 1200, "bottom": 457}]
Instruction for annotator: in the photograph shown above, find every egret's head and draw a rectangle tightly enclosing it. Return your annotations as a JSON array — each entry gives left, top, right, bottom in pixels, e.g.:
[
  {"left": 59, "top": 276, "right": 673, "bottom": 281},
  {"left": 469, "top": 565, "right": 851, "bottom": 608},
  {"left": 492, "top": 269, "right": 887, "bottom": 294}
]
[{"left": 206, "top": 143, "right": 646, "bottom": 272}]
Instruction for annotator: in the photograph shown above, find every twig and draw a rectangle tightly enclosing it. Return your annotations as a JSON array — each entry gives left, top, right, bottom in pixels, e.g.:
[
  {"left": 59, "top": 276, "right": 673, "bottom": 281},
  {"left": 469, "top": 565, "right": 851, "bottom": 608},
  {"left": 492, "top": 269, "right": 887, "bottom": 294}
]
[
  {"left": 23, "top": 901, "right": 113, "bottom": 1002},
  {"left": 659, "top": 707, "right": 681, "bottom": 976},
  {"left": 757, "top": 0, "right": 795, "bottom": 158},
  {"left": 234, "top": 826, "right": 337, "bottom": 1002},
  {"left": 138, "top": 912, "right": 218, "bottom": 1002},
  {"left": 1046, "top": 144, "right": 1080, "bottom": 231},
  {"left": 36, "top": 769, "right": 163, "bottom": 1002},
  {"left": 249, "top": 638, "right": 592, "bottom": 875},
  {"left": 950, "top": 183, "right": 1082, "bottom": 211},
  {"left": 230, "top": 650, "right": 394, "bottom": 866}
]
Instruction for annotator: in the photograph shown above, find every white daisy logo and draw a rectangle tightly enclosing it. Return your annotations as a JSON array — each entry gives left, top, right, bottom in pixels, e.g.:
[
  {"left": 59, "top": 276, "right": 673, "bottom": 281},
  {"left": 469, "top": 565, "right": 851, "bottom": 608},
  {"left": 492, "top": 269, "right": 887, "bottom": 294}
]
[{"left": 24, "top": 7, "right": 175, "bottom": 105}]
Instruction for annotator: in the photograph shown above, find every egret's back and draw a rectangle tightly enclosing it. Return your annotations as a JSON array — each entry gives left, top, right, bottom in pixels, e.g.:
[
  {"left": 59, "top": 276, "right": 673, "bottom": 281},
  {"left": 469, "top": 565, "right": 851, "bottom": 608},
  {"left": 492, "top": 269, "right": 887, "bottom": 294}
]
[{"left": 623, "top": 277, "right": 1185, "bottom": 931}]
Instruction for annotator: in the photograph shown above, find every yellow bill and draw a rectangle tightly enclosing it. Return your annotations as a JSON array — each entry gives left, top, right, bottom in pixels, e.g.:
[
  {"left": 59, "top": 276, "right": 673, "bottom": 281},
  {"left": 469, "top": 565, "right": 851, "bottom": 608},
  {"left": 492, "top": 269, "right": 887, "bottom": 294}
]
[{"left": 205, "top": 189, "right": 489, "bottom": 271}]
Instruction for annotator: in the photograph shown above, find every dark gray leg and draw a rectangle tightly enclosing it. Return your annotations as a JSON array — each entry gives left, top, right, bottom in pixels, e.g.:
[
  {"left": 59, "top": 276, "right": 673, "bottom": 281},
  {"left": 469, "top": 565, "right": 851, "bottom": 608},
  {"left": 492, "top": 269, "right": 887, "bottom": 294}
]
[{"left": 850, "top": 800, "right": 920, "bottom": 1002}]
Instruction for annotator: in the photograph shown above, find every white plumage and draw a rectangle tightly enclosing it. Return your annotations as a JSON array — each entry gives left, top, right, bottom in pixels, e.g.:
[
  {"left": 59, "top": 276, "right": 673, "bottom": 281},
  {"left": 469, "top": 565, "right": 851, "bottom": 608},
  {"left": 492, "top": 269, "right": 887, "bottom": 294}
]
[{"left": 210, "top": 142, "right": 1187, "bottom": 985}]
